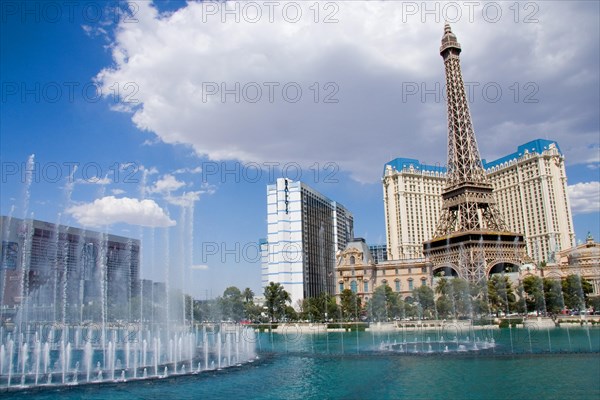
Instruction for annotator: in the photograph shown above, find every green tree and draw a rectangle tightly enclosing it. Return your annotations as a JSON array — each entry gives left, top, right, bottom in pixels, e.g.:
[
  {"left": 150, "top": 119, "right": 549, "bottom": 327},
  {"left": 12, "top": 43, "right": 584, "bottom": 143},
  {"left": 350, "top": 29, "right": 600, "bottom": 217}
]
[
  {"left": 340, "top": 289, "right": 362, "bottom": 321},
  {"left": 243, "top": 301, "right": 263, "bottom": 322},
  {"left": 522, "top": 275, "right": 545, "bottom": 314},
  {"left": 435, "top": 295, "right": 452, "bottom": 319},
  {"left": 264, "top": 282, "right": 291, "bottom": 322},
  {"left": 588, "top": 296, "right": 600, "bottom": 313},
  {"left": 543, "top": 278, "right": 564, "bottom": 314},
  {"left": 470, "top": 280, "right": 490, "bottom": 318},
  {"left": 562, "top": 275, "right": 593, "bottom": 310},
  {"left": 284, "top": 305, "right": 298, "bottom": 321},
  {"left": 487, "top": 275, "right": 516, "bottom": 317},
  {"left": 435, "top": 277, "right": 450, "bottom": 296},
  {"left": 243, "top": 288, "right": 255, "bottom": 303},
  {"left": 368, "top": 284, "right": 403, "bottom": 321},
  {"left": 434, "top": 278, "right": 452, "bottom": 319},
  {"left": 449, "top": 278, "right": 472, "bottom": 318},
  {"left": 435, "top": 277, "right": 478, "bottom": 318},
  {"left": 412, "top": 285, "right": 435, "bottom": 319},
  {"left": 219, "top": 286, "right": 245, "bottom": 321}
]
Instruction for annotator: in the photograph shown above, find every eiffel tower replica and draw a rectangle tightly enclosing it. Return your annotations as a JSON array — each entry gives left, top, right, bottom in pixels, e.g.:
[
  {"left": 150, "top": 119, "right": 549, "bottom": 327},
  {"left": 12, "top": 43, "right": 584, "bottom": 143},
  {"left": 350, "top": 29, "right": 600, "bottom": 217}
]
[{"left": 423, "top": 24, "right": 526, "bottom": 282}]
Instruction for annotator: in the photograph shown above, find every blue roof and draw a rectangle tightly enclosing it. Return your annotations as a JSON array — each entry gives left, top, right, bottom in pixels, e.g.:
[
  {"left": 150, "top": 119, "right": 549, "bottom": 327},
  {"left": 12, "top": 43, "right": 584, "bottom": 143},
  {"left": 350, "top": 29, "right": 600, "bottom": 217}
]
[
  {"left": 384, "top": 139, "right": 561, "bottom": 176},
  {"left": 383, "top": 158, "right": 446, "bottom": 176},
  {"left": 482, "top": 139, "right": 561, "bottom": 169}
]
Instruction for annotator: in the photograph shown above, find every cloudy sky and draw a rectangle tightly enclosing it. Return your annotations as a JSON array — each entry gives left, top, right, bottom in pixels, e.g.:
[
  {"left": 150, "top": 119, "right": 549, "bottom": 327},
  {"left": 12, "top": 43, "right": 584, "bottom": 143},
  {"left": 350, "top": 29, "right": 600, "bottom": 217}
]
[{"left": 1, "top": 1, "right": 598, "bottom": 298}]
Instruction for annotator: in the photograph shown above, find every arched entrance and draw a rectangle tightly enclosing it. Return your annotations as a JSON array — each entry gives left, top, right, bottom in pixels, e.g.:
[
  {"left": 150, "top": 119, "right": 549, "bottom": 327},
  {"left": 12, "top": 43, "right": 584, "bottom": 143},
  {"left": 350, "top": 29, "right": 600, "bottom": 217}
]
[
  {"left": 433, "top": 266, "right": 459, "bottom": 278},
  {"left": 487, "top": 262, "right": 520, "bottom": 277}
]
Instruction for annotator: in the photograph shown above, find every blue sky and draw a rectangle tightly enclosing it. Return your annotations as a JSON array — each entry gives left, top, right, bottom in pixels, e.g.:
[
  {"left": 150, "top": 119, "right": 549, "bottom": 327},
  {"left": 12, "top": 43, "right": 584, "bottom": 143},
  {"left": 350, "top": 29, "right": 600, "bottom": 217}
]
[{"left": 1, "top": 1, "right": 598, "bottom": 298}]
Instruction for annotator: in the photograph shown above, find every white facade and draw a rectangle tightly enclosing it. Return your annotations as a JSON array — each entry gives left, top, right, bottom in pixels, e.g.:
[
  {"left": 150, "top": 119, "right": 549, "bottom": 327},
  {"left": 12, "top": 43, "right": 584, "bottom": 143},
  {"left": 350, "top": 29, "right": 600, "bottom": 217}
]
[
  {"left": 383, "top": 139, "right": 575, "bottom": 263},
  {"left": 263, "top": 178, "right": 353, "bottom": 306}
]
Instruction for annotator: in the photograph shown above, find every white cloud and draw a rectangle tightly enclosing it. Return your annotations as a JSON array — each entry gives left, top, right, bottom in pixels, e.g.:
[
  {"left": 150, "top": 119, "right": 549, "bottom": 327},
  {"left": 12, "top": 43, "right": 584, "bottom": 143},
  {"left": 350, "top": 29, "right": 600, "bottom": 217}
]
[
  {"left": 190, "top": 264, "right": 209, "bottom": 271},
  {"left": 96, "top": 1, "right": 599, "bottom": 182},
  {"left": 173, "top": 166, "right": 202, "bottom": 175},
  {"left": 148, "top": 174, "right": 185, "bottom": 194},
  {"left": 568, "top": 182, "right": 600, "bottom": 215},
  {"left": 165, "top": 191, "right": 202, "bottom": 207},
  {"left": 66, "top": 196, "right": 175, "bottom": 227},
  {"left": 111, "top": 188, "right": 126, "bottom": 195},
  {"left": 76, "top": 176, "right": 112, "bottom": 185}
]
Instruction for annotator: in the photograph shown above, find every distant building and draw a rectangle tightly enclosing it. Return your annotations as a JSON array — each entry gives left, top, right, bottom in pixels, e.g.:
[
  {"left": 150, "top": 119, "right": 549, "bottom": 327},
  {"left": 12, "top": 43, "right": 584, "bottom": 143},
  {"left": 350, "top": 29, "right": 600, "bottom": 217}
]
[
  {"left": 383, "top": 139, "right": 575, "bottom": 264},
  {"left": 335, "top": 238, "right": 429, "bottom": 303},
  {"left": 368, "top": 244, "right": 388, "bottom": 264},
  {"left": 264, "top": 178, "right": 354, "bottom": 306},
  {"left": 0, "top": 216, "right": 140, "bottom": 323}
]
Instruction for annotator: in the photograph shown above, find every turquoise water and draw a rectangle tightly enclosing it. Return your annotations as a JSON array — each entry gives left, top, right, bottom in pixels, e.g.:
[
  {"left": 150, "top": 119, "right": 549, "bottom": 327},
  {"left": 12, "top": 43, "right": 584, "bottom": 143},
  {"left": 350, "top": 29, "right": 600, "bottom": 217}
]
[{"left": 3, "top": 327, "right": 600, "bottom": 400}]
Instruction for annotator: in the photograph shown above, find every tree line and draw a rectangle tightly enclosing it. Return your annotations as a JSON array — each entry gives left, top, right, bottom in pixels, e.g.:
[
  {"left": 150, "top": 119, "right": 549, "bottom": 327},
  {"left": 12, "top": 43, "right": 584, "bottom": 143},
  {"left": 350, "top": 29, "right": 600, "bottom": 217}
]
[{"left": 189, "top": 275, "right": 596, "bottom": 323}]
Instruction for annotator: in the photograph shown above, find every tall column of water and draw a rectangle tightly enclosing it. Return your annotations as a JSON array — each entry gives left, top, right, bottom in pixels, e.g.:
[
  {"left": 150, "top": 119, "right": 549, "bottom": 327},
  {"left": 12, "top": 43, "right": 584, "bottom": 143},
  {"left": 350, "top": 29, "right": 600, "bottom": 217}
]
[
  {"left": 179, "top": 335, "right": 183, "bottom": 368},
  {"left": 235, "top": 329, "right": 240, "bottom": 363},
  {"left": 20, "top": 343, "right": 28, "bottom": 385},
  {"left": 217, "top": 331, "right": 222, "bottom": 369},
  {"left": 164, "top": 226, "right": 171, "bottom": 344},
  {"left": 43, "top": 342, "right": 49, "bottom": 374},
  {"left": 227, "top": 332, "right": 232, "bottom": 366},
  {"left": 66, "top": 343, "right": 72, "bottom": 383},
  {"left": 203, "top": 329, "right": 208, "bottom": 370},
  {"left": 109, "top": 341, "right": 116, "bottom": 381},
  {"left": 84, "top": 341, "right": 92, "bottom": 382},
  {"left": 125, "top": 341, "right": 130, "bottom": 370},
  {"left": 17, "top": 155, "right": 35, "bottom": 349},
  {"left": 153, "top": 337, "right": 158, "bottom": 376},
  {"left": 133, "top": 342, "right": 138, "bottom": 378},
  {"left": 98, "top": 232, "right": 108, "bottom": 370},
  {"left": 536, "top": 275, "right": 553, "bottom": 352},
  {"left": 142, "top": 339, "right": 147, "bottom": 368},
  {"left": 0, "top": 344, "right": 5, "bottom": 376},
  {"left": 0, "top": 206, "right": 16, "bottom": 321},
  {"left": 7, "top": 339, "right": 14, "bottom": 386},
  {"left": 60, "top": 341, "right": 66, "bottom": 384},
  {"left": 34, "top": 339, "right": 41, "bottom": 385}
]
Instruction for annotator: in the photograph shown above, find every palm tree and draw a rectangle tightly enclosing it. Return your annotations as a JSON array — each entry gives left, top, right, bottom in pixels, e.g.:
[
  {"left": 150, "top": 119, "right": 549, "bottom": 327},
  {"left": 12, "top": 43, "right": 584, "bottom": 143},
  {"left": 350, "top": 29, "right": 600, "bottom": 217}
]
[
  {"left": 264, "top": 282, "right": 291, "bottom": 322},
  {"left": 243, "top": 288, "right": 255, "bottom": 303}
]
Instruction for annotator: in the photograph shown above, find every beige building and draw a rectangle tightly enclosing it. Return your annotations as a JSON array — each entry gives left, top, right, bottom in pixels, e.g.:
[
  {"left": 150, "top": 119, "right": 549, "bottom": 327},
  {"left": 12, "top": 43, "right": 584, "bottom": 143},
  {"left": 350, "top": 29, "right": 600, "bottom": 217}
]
[
  {"left": 542, "top": 234, "right": 600, "bottom": 296},
  {"left": 383, "top": 139, "right": 575, "bottom": 264},
  {"left": 335, "top": 238, "right": 430, "bottom": 303}
]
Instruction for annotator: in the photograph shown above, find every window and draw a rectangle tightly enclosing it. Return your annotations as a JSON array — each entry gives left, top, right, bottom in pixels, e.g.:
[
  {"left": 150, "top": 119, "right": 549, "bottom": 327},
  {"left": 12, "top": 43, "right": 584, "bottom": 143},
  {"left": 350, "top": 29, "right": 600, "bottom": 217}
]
[
  {"left": 408, "top": 279, "right": 414, "bottom": 291},
  {"left": 363, "top": 281, "right": 369, "bottom": 292},
  {"left": 408, "top": 268, "right": 412, "bottom": 274},
  {"left": 395, "top": 279, "right": 401, "bottom": 292},
  {"left": 421, "top": 278, "right": 427, "bottom": 286},
  {"left": 349, "top": 255, "right": 355, "bottom": 265},
  {"left": 339, "top": 282, "right": 344, "bottom": 293},
  {"left": 421, "top": 267, "right": 427, "bottom": 274},
  {"left": 350, "top": 280, "right": 357, "bottom": 293}
]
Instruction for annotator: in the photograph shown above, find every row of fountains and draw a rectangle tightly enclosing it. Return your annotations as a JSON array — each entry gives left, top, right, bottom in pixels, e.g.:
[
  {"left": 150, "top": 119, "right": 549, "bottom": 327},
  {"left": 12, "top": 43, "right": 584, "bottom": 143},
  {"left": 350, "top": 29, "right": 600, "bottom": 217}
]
[
  {"left": 0, "top": 155, "right": 258, "bottom": 391},
  {"left": 0, "top": 324, "right": 257, "bottom": 389},
  {"left": 379, "top": 335, "right": 496, "bottom": 354}
]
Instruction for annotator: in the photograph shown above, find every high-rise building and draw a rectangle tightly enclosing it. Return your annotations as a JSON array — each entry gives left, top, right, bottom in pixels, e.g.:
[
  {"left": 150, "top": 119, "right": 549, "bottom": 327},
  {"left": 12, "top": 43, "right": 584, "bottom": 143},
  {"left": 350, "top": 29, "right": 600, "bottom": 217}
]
[
  {"left": 383, "top": 139, "right": 575, "bottom": 264},
  {"left": 484, "top": 140, "right": 575, "bottom": 263},
  {"left": 0, "top": 216, "right": 140, "bottom": 323},
  {"left": 264, "top": 178, "right": 354, "bottom": 305}
]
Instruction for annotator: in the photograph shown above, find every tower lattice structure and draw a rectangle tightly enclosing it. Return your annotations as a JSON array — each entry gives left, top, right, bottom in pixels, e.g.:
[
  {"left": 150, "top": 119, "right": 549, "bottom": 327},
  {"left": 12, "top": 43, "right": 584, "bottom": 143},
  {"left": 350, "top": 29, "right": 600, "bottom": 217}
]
[{"left": 423, "top": 24, "right": 526, "bottom": 282}]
